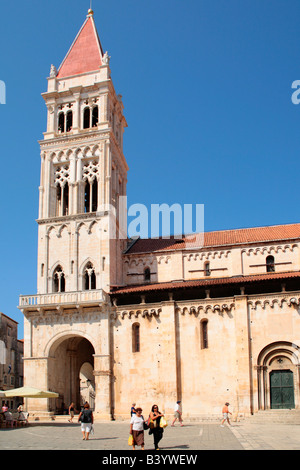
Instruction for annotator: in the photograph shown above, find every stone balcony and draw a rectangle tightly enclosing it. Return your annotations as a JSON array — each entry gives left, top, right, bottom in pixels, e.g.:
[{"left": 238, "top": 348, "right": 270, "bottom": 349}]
[{"left": 18, "top": 289, "right": 109, "bottom": 313}]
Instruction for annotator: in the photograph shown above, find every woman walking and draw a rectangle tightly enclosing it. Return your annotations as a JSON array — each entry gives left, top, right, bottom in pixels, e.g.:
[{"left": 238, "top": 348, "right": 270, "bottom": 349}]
[
  {"left": 129, "top": 407, "right": 145, "bottom": 450},
  {"left": 68, "top": 402, "right": 75, "bottom": 422},
  {"left": 78, "top": 402, "right": 93, "bottom": 440},
  {"left": 149, "top": 404, "right": 164, "bottom": 450}
]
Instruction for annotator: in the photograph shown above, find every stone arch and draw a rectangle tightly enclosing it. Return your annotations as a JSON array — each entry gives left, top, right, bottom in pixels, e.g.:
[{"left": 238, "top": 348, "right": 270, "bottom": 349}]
[
  {"left": 256, "top": 341, "right": 300, "bottom": 410},
  {"left": 45, "top": 331, "right": 97, "bottom": 412}
]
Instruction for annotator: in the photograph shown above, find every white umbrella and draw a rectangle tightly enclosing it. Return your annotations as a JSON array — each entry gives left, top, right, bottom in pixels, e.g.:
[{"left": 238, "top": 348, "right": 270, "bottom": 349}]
[
  {"left": 3, "top": 386, "right": 59, "bottom": 398},
  {"left": 0, "top": 390, "right": 5, "bottom": 397}
]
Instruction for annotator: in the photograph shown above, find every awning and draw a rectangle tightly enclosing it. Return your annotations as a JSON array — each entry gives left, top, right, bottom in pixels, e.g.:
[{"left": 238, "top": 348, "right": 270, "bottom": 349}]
[{"left": 3, "top": 386, "right": 59, "bottom": 398}]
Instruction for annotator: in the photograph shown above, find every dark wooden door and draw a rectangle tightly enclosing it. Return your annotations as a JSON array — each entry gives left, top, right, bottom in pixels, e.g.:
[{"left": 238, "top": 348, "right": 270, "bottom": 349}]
[{"left": 270, "top": 370, "right": 295, "bottom": 409}]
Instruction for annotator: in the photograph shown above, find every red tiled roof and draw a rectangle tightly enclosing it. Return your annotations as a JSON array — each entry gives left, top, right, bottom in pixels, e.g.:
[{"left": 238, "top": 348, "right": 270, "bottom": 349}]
[
  {"left": 125, "top": 223, "right": 300, "bottom": 254},
  {"left": 57, "top": 15, "right": 103, "bottom": 78},
  {"left": 111, "top": 271, "right": 300, "bottom": 295}
]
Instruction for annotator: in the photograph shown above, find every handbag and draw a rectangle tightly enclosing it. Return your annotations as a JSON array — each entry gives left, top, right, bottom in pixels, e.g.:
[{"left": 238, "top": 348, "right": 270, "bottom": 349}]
[
  {"left": 128, "top": 434, "right": 134, "bottom": 446},
  {"left": 160, "top": 416, "right": 168, "bottom": 428},
  {"left": 143, "top": 415, "right": 149, "bottom": 430}
]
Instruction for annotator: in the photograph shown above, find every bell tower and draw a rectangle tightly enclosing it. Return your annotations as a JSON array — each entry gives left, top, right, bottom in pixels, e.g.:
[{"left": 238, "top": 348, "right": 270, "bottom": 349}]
[
  {"left": 38, "top": 8, "right": 128, "bottom": 295},
  {"left": 20, "top": 10, "right": 128, "bottom": 419}
]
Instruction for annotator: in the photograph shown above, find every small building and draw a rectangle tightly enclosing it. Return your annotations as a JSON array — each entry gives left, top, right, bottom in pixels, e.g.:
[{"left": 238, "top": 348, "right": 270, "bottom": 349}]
[{"left": 0, "top": 313, "right": 23, "bottom": 409}]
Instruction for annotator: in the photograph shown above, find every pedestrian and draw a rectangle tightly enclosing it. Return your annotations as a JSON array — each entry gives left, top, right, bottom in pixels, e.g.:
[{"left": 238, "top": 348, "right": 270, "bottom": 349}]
[
  {"left": 78, "top": 402, "right": 93, "bottom": 440},
  {"left": 2, "top": 403, "right": 8, "bottom": 412},
  {"left": 149, "top": 404, "right": 164, "bottom": 450},
  {"left": 171, "top": 400, "right": 183, "bottom": 427},
  {"left": 68, "top": 402, "right": 75, "bottom": 422},
  {"left": 220, "top": 402, "right": 232, "bottom": 427},
  {"left": 129, "top": 407, "right": 145, "bottom": 450},
  {"left": 131, "top": 403, "right": 137, "bottom": 416}
]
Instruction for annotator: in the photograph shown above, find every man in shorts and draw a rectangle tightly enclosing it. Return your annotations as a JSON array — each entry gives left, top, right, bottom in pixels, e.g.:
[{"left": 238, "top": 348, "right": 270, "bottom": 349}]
[
  {"left": 220, "top": 402, "right": 232, "bottom": 427},
  {"left": 171, "top": 400, "right": 183, "bottom": 427}
]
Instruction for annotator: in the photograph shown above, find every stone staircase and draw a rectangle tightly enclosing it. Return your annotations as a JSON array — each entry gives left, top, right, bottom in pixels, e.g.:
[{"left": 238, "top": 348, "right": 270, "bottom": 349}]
[{"left": 246, "top": 409, "right": 300, "bottom": 424}]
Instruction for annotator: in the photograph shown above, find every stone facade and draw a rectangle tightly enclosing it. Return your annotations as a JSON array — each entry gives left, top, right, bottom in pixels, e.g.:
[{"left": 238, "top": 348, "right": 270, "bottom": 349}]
[
  {"left": 0, "top": 313, "right": 24, "bottom": 408},
  {"left": 19, "top": 10, "right": 300, "bottom": 420}
]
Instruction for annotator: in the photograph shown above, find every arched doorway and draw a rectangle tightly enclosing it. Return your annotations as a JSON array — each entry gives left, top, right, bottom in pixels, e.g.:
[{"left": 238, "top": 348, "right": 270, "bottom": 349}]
[
  {"left": 256, "top": 342, "right": 300, "bottom": 410},
  {"left": 80, "top": 362, "right": 95, "bottom": 409},
  {"left": 47, "top": 334, "right": 95, "bottom": 413}
]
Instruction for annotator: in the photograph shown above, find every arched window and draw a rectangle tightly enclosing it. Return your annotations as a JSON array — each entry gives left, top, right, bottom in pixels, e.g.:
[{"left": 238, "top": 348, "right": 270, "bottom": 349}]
[
  {"left": 58, "top": 112, "right": 65, "bottom": 133},
  {"left": 84, "top": 179, "right": 98, "bottom": 213},
  {"left": 66, "top": 110, "right": 73, "bottom": 132},
  {"left": 144, "top": 267, "right": 151, "bottom": 282},
  {"left": 53, "top": 266, "right": 65, "bottom": 293},
  {"left": 266, "top": 255, "right": 275, "bottom": 272},
  {"left": 84, "top": 262, "right": 96, "bottom": 290},
  {"left": 132, "top": 323, "right": 140, "bottom": 353},
  {"left": 83, "top": 107, "right": 90, "bottom": 129},
  {"left": 92, "top": 106, "right": 98, "bottom": 127},
  {"left": 204, "top": 261, "right": 210, "bottom": 276},
  {"left": 62, "top": 182, "right": 69, "bottom": 216},
  {"left": 200, "top": 319, "right": 208, "bottom": 349}
]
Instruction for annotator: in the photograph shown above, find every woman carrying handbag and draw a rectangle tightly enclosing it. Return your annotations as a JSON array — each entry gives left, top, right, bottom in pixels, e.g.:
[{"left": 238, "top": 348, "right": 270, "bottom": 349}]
[{"left": 149, "top": 404, "right": 164, "bottom": 450}]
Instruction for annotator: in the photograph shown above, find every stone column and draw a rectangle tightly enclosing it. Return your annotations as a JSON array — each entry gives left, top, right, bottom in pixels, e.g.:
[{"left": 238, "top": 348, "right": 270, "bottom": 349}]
[{"left": 234, "top": 294, "right": 253, "bottom": 416}]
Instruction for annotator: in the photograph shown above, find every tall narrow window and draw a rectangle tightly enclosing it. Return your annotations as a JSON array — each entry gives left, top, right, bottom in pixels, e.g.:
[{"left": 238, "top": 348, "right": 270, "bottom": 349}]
[
  {"left": 132, "top": 323, "right": 140, "bottom": 353},
  {"left": 66, "top": 110, "right": 73, "bottom": 132},
  {"left": 84, "top": 262, "right": 96, "bottom": 290},
  {"left": 92, "top": 106, "right": 98, "bottom": 127},
  {"left": 53, "top": 266, "right": 65, "bottom": 293},
  {"left": 58, "top": 112, "right": 65, "bottom": 133},
  {"left": 200, "top": 319, "right": 208, "bottom": 349},
  {"left": 55, "top": 165, "right": 70, "bottom": 217},
  {"left": 62, "top": 182, "right": 69, "bottom": 216},
  {"left": 204, "top": 261, "right": 210, "bottom": 276},
  {"left": 266, "top": 255, "right": 275, "bottom": 272},
  {"left": 84, "top": 179, "right": 98, "bottom": 212},
  {"left": 83, "top": 107, "right": 90, "bottom": 129},
  {"left": 144, "top": 267, "right": 151, "bottom": 282},
  {"left": 56, "top": 184, "right": 62, "bottom": 216}
]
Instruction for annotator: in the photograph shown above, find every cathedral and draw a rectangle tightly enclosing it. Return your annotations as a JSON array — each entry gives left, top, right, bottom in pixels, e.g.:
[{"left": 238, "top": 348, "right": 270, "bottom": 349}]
[{"left": 19, "top": 10, "right": 300, "bottom": 420}]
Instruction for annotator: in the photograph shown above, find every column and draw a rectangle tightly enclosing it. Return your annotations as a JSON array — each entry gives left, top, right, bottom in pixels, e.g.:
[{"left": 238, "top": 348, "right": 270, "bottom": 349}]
[{"left": 234, "top": 294, "right": 253, "bottom": 415}]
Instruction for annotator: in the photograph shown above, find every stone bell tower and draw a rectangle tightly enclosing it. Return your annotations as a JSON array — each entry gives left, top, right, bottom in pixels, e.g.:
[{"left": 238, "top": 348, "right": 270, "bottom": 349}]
[{"left": 19, "top": 9, "right": 128, "bottom": 419}]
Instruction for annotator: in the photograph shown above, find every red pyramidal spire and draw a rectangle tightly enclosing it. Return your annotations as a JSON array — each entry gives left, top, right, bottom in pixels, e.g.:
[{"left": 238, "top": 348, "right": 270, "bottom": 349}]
[{"left": 57, "top": 10, "right": 103, "bottom": 78}]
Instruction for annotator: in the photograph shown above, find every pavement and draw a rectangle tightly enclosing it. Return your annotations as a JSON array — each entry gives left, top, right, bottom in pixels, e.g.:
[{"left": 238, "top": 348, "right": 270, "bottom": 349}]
[{"left": 1, "top": 419, "right": 300, "bottom": 452}]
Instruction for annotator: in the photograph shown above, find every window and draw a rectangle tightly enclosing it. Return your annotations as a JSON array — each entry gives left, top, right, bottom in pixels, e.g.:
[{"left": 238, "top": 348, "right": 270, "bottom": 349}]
[
  {"left": 58, "top": 112, "right": 65, "bottom": 133},
  {"left": 53, "top": 265, "right": 65, "bottom": 293},
  {"left": 132, "top": 323, "right": 140, "bottom": 353},
  {"left": 144, "top": 267, "right": 151, "bottom": 282},
  {"left": 200, "top": 319, "right": 208, "bottom": 349},
  {"left": 55, "top": 166, "right": 70, "bottom": 216},
  {"left": 84, "top": 179, "right": 98, "bottom": 213},
  {"left": 84, "top": 262, "right": 96, "bottom": 290},
  {"left": 266, "top": 255, "right": 275, "bottom": 273},
  {"left": 58, "top": 111, "right": 73, "bottom": 133},
  {"left": 83, "top": 107, "right": 90, "bottom": 129},
  {"left": 92, "top": 106, "right": 98, "bottom": 127},
  {"left": 204, "top": 261, "right": 210, "bottom": 276},
  {"left": 66, "top": 111, "right": 73, "bottom": 132}
]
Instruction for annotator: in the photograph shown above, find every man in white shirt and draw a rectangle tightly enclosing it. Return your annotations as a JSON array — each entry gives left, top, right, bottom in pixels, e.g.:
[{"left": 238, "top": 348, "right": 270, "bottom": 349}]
[{"left": 171, "top": 400, "right": 183, "bottom": 427}]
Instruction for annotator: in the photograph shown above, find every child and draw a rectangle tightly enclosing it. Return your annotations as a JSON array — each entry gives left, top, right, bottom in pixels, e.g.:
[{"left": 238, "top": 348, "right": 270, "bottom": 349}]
[{"left": 220, "top": 402, "right": 232, "bottom": 427}]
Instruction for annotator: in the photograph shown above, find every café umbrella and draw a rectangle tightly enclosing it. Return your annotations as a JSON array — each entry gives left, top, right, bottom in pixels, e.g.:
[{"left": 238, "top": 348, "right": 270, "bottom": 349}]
[{"left": 3, "top": 386, "right": 59, "bottom": 398}]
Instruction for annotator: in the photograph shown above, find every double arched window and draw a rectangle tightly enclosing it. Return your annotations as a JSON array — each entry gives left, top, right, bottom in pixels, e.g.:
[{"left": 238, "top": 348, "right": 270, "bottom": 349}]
[
  {"left": 58, "top": 111, "right": 73, "bottom": 133},
  {"left": 84, "top": 262, "right": 96, "bottom": 290},
  {"left": 53, "top": 265, "right": 65, "bottom": 293},
  {"left": 83, "top": 106, "right": 99, "bottom": 129}
]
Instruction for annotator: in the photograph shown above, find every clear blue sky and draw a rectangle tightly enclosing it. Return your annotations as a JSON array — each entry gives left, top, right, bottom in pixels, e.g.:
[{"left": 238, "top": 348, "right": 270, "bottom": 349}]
[{"left": 1, "top": 0, "right": 300, "bottom": 338}]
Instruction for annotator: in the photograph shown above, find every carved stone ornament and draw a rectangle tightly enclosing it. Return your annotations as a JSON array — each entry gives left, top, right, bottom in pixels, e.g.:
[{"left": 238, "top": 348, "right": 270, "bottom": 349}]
[
  {"left": 50, "top": 64, "right": 57, "bottom": 78},
  {"left": 102, "top": 51, "right": 111, "bottom": 65}
]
